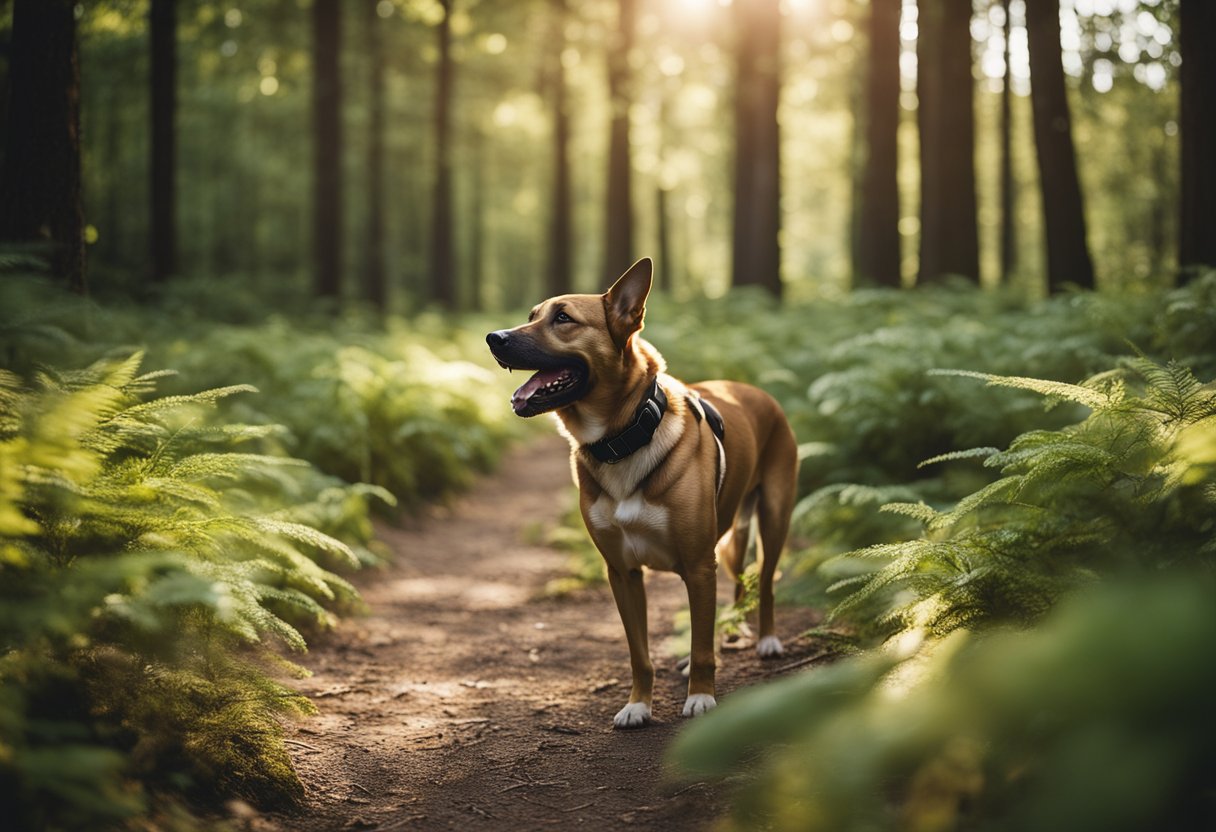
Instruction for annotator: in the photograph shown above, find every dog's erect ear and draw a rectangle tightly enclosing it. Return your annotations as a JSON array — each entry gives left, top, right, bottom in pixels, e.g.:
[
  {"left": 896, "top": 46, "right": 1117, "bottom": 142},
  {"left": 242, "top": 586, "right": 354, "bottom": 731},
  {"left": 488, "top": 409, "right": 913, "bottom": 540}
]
[{"left": 604, "top": 258, "right": 653, "bottom": 351}]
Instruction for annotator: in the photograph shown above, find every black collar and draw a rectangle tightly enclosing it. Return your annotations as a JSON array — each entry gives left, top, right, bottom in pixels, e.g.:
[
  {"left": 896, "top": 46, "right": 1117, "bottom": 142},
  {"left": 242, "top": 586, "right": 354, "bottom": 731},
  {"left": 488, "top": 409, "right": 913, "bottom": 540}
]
[{"left": 585, "top": 377, "right": 668, "bottom": 464}]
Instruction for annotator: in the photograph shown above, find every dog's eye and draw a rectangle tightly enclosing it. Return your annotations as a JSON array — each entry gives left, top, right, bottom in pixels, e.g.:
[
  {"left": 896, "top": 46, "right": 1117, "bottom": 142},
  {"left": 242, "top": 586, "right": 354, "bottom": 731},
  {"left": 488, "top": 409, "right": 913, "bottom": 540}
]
[{"left": 554, "top": 311, "right": 575, "bottom": 325}]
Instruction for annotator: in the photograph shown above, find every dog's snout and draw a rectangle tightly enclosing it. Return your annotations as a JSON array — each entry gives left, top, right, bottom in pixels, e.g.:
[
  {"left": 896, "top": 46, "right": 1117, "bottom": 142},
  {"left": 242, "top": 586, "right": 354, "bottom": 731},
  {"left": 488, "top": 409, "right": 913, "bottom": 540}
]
[{"left": 486, "top": 330, "right": 510, "bottom": 350}]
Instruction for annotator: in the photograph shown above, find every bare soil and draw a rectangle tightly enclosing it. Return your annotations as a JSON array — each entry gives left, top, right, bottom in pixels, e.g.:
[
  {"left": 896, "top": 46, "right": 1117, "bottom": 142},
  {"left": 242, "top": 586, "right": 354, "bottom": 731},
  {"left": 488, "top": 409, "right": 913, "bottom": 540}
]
[{"left": 262, "top": 435, "right": 825, "bottom": 832}]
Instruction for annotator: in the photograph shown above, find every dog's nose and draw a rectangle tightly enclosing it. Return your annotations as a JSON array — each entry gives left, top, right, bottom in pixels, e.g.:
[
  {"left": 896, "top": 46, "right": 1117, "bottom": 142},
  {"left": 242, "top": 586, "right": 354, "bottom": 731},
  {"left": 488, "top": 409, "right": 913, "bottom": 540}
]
[{"left": 486, "top": 330, "right": 509, "bottom": 350}]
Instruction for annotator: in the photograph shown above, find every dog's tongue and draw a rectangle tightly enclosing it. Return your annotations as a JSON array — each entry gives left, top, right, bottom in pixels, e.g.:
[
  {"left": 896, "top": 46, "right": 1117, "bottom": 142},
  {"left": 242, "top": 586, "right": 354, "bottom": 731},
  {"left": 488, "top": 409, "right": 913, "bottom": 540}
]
[{"left": 511, "top": 368, "right": 567, "bottom": 414}]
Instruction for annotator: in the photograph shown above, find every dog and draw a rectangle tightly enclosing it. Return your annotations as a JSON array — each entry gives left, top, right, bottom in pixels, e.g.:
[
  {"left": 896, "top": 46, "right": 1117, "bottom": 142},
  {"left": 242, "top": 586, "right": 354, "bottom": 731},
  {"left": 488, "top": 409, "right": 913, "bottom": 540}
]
[{"left": 486, "top": 258, "right": 798, "bottom": 728}]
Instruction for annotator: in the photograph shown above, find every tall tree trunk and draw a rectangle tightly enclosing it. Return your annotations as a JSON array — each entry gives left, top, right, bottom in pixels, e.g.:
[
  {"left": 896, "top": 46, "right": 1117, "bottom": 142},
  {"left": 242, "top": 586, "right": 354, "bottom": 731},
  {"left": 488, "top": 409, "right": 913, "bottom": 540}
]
[
  {"left": 150, "top": 0, "right": 176, "bottom": 284},
  {"left": 1025, "top": 0, "right": 1094, "bottom": 292},
  {"left": 430, "top": 0, "right": 457, "bottom": 308},
  {"left": 313, "top": 0, "right": 343, "bottom": 300},
  {"left": 547, "top": 0, "right": 573, "bottom": 297},
  {"left": 916, "top": 0, "right": 979, "bottom": 285},
  {"left": 1150, "top": 141, "right": 1169, "bottom": 276},
  {"left": 0, "top": 0, "right": 84, "bottom": 293},
  {"left": 731, "top": 0, "right": 782, "bottom": 297},
  {"left": 655, "top": 185, "right": 671, "bottom": 293},
  {"left": 1178, "top": 0, "right": 1216, "bottom": 280},
  {"left": 603, "top": 0, "right": 636, "bottom": 282},
  {"left": 655, "top": 89, "right": 672, "bottom": 293},
  {"left": 468, "top": 126, "right": 485, "bottom": 311},
  {"left": 998, "top": 0, "right": 1016, "bottom": 284},
  {"left": 363, "top": 0, "right": 387, "bottom": 309},
  {"left": 857, "top": 0, "right": 902, "bottom": 288},
  {"left": 103, "top": 86, "right": 124, "bottom": 274}
]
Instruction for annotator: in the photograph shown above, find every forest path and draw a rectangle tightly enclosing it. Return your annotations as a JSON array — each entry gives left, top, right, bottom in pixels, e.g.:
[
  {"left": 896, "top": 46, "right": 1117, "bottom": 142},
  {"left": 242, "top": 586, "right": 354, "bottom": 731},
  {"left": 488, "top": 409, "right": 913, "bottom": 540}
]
[{"left": 269, "top": 435, "right": 822, "bottom": 832}]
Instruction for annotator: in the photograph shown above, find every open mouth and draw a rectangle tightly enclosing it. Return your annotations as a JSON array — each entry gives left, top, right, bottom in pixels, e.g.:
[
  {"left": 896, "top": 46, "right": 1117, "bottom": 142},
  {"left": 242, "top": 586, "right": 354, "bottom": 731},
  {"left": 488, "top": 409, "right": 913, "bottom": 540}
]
[{"left": 493, "top": 356, "right": 589, "bottom": 417}]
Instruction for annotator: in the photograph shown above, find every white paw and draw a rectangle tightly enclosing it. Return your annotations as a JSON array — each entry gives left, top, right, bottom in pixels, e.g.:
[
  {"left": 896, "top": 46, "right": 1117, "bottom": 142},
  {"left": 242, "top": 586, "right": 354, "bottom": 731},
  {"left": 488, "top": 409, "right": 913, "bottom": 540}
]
[
  {"left": 682, "top": 693, "right": 717, "bottom": 717},
  {"left": 613, "top": 702, "right": 652, "bottom": 729},
  {"left": 757, "top": 635, "right": 785, "bottom": 658}
]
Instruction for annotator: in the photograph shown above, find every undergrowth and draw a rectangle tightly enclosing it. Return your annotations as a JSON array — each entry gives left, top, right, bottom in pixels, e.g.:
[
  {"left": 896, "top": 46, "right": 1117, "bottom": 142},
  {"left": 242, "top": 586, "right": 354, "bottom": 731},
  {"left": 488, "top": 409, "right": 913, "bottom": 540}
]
[
  {"left": 0, "top": 352, "right": 393, "bottom": 828},
  {"left": 1, "top": 274, "right": 525, "bottom": 509},
  {"left": 666, "top": 279, "right": 1216, "bottom": 830},
  {"left": 0, "top": 271, "right": 523, "bottom": 827}
]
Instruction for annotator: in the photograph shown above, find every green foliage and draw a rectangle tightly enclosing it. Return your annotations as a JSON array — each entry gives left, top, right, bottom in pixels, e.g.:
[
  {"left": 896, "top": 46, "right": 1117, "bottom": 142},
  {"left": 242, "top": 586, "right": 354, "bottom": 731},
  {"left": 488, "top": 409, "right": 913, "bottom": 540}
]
[
  {"left": 0, "top": 353, "right": 388, "bottom": 828},
  {"left": 828, "top": 358, "right": 1216, "bottom": 638},
  {"left": 663, "top": 280, "right": 1216, "bottom": 832},
  {"left": 0, "top": 275, "right": 524, "bottom": 510},
  {"left": 670, "top": 576, "right": 1216, "bottom": 832}
]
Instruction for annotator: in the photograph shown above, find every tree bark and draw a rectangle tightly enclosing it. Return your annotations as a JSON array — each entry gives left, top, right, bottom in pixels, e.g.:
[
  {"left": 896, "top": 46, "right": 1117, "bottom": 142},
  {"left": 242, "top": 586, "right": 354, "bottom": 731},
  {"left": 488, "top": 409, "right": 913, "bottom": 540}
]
[
  {"left": 916, "top": 0, "right": 979, "bottom": 285},
  {"left": 430, "top": 0, "right": 457, "bottom": 308},
  {"left": 363, "top": 0, "right": 387, "bottom": 309},
  {"left": 0, "top": 0, "right": 84, "bottom": 293},
  {"left": 998, "top": 0, "right": 1016, "bottom": 284},
  {"left": 150, "top": 0, "right": 177, "bottom": 284},
  {"left": 857, "top": 0, "right": 902, "bottom": 288},
  {"left": 731, "top": 0, "right": 782, "bottom": 296},
  {"left": 1025, "top": 0, "right": 1094, "bottom": 291},
  {"left": 603, "top": 0, "right": 636, "bottom": 282},
  {"left": 468, "top": 126, "right": 485, "bottom": 311},
  {"left": 547, "top": 0, "right": 573, "bottom": 297},
  {"left": 656, "top": 184, "right": 671, "bottom": 294},
  {"left": 1178, "top": 0, "right": 1216, "bottom": 279},
  {"left": 313, "top": 0, "right": 343, "bottom": 301}
]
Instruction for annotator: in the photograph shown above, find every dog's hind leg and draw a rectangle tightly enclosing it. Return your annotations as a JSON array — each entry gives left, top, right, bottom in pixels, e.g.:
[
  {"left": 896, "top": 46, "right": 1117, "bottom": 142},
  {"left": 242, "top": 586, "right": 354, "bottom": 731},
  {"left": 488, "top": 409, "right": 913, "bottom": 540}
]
[
  {"left": 718, "top": 490, "right": 758, "bottom": 604},
  {"left": 754, "top": 429, "right": 799, "bottom": 658}
]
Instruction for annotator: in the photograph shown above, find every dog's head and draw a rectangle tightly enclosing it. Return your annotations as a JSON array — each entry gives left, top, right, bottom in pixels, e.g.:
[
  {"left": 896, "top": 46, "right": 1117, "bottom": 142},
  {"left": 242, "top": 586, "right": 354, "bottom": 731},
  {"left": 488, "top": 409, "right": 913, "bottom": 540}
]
[{"left": 486, "top": 258, "right": 653, "bottom": 417}]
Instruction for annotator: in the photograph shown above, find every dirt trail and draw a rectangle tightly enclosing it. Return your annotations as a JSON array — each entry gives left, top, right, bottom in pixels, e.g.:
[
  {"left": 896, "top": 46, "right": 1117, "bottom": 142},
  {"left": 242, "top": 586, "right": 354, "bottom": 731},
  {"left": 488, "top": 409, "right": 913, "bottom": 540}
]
[{"left": 267, "top": 435, "right": 823, "bottom": 832}]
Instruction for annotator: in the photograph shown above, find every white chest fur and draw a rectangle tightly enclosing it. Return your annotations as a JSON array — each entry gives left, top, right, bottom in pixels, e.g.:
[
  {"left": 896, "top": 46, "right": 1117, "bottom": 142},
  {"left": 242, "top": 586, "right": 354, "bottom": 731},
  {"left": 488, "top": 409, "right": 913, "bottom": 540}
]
[{"left": 587, "top": 492, "right": 674, "bottom": 572}]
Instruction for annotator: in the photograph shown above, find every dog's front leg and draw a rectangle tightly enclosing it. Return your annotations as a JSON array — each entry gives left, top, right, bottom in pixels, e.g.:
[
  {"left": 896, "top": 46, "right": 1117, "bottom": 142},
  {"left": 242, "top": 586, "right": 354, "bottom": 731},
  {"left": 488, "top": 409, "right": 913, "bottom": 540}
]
[
  {"left": 682, "top": 559, "right": 718, "bottom": 716},
  {"left": 606, "top": 565, "right": 654, "bottom": 728}
]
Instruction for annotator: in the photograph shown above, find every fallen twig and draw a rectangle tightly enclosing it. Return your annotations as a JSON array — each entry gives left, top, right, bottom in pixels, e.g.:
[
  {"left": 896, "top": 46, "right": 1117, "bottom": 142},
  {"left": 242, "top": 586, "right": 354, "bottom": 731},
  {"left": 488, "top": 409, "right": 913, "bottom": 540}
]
[
  {"left": 499, "top": 779, "right": 569, "bottom": 794},
  {"left": 544, "top": 724, "right": 582, "bottom": 735},
  {"left": 769, "top": 651, "right": 832, "bottom": 675},
  {"left": 373, "top": 814, "right": 427, "bottom": 831}
]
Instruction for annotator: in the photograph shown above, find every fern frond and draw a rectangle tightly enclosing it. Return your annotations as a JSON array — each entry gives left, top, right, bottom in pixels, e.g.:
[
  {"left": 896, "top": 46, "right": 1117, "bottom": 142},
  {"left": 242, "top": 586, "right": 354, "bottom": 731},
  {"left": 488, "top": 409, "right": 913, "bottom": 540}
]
[
  {"left": 243, "top": 518, "right": 359, "bottom": 568},
  {"left": 919, "top": 447, "right": 1000, "bottom": 468},
  {"left": 115, "top": 384, "right": 259, "bottom": 421},
  {"left": 930, "top": 369, "right": 1112, "bottom": 410},
  {"left": 932, "top": 476, "right": 1023, "bottom": 529},
  {"left": 880, "top": 502, "right": 940, "bottom": 524},
  {"left": 162, "top": 453, "right": 310, "bottom": 481}
]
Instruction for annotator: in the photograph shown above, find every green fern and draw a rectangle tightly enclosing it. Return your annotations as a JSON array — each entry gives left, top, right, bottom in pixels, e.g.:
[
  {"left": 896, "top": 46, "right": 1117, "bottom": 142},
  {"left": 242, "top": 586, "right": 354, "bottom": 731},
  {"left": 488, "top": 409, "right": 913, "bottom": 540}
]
[
  {"left": 826, "top": 358, "right": 1216, "bottom": 639},
  {"left": 0, "top": 353, "right": 386, "bottom": 827}
]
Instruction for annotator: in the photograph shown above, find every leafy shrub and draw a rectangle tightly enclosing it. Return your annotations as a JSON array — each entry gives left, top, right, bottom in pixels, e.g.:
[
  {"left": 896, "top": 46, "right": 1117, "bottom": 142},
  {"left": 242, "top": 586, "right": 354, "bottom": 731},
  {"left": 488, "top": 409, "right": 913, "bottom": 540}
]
[
  {"left": 670, "top": 576, "right": 1216, "bottom": 832},
  {"left": 0, "top": 353, "right": 387, "bottom": 827},
  {"left": 668, "top": 357, "right": 1216, "bottom": 831},
  {"left": 824, "top": 358, "right": 1216, "bottom": 637},
  {"left": 0, "top": 275, "right": 524, "bottom": 509}
]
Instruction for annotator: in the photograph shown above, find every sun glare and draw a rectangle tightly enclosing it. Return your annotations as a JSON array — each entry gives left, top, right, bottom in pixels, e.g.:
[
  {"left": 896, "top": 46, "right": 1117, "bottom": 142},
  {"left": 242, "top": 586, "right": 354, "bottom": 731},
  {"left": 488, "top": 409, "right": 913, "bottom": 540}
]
[{"left": 676, "top": 0, "right": 718, "bottom": 17}]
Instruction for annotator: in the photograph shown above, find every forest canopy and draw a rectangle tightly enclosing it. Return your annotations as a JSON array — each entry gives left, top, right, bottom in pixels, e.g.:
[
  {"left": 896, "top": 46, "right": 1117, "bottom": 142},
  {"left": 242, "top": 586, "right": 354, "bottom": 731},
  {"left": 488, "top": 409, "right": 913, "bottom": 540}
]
[{"left": 0, "top": 0, "right": 1206, "bottom": 304}]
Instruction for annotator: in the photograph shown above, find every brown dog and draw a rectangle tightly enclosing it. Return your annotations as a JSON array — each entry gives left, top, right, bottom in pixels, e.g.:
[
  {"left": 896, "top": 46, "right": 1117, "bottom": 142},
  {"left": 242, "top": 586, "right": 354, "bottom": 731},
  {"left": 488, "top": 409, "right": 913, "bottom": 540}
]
[{"left": 487, "top": 258, "right": 798, "bottom": 728}]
